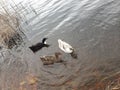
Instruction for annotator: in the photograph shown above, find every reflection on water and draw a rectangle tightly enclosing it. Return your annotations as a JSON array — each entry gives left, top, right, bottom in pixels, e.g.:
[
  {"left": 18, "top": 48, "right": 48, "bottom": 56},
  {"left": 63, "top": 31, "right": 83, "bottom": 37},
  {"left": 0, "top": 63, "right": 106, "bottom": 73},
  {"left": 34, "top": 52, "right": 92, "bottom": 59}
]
[{"left": 1, "top": 0, "right": 120, "bottom": 89}]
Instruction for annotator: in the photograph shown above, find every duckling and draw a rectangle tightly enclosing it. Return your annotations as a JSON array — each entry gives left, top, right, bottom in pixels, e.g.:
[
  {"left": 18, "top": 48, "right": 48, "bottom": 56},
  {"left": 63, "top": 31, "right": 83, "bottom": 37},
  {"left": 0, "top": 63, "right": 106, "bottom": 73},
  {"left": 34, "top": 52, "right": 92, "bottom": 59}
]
[
  {"left": 40, "top": 52, "right": 63, "bottom": 65},
  {"left": 29, "top": 38, "right": 50, "bottom": 53},
  {"left": 58, "top": 39, "right": 77, "bottom": 59}
]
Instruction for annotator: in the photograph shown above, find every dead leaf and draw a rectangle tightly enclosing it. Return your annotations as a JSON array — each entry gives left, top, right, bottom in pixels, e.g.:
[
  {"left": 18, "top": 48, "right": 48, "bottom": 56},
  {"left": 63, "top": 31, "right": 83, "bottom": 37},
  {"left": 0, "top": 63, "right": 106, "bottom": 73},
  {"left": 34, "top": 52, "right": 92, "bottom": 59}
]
[
  {"left": 20, "top": 81, "right": 26, "bottom": 86},
  {"left": 27, "top": 76, "right": 38, "bottom": 85},
  {"left": 112, "top": 86, "right": 120, "bottom": 90}
]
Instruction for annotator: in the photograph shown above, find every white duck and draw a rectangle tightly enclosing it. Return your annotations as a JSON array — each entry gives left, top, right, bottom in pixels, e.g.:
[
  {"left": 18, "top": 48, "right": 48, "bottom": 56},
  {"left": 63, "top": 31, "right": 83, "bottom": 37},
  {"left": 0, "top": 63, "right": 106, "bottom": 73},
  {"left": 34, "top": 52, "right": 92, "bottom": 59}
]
[
  {"left": 58, "top": 39, "right": 73, "bottom": 53},
  {"left": 58, "top": 39, "right": 77, "bottom": 59}
]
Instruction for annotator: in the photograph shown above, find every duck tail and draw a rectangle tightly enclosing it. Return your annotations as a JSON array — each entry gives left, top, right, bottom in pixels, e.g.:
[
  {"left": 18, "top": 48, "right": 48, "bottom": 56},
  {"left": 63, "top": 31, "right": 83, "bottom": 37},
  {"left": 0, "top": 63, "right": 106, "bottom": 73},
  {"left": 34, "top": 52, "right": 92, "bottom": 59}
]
[{"left": 44, "top": 44, "right": 50, "bottom": 47}]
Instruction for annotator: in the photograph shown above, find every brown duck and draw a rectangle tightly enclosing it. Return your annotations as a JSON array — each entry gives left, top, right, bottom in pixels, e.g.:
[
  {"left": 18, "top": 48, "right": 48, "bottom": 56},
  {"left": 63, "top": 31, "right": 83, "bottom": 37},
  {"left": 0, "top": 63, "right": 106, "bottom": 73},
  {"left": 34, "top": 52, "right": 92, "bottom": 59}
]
[{"left": 40, "top": 52, "right": 63, "bottom": 65}]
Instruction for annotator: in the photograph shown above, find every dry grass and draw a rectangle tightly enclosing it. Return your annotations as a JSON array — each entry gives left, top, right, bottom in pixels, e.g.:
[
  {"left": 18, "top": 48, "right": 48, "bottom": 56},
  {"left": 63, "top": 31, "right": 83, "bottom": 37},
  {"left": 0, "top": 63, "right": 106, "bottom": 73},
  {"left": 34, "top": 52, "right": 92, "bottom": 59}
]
[
  {"left": 106, "top": 79, "right": 120, "bottom": 90},
  {"left": 0, "top": 13, "right": 23, "bottom": 48},
  {"left": 104, "top": 72, "right": 120, "bottom": 90},
  {"left": 95, "top": 72, "right": 120, "bottom": 90},
  {"left": 0, "top": 13, "right": 17, "bottom": 38}
]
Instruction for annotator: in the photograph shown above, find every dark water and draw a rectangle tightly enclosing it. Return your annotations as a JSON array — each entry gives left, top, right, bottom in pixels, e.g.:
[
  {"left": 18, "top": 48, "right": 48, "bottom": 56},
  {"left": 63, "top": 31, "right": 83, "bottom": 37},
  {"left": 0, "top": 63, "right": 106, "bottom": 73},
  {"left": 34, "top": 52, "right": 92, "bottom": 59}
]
[{"left": 1, "top": 0, "right": 120, "bottom": 89}]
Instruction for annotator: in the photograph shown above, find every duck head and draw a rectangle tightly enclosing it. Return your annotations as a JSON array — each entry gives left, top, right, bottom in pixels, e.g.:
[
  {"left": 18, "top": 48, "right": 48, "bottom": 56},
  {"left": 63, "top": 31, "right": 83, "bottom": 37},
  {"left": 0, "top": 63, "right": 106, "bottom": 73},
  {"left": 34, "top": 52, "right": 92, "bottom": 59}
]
[
  {"left": 42, "top": 38, "right": 50, "bottom": 47},
  {"left": 54, "top": 52, "right": 63, "bottom": 63},
  {"left": 55, "top": 52, "right": 62, "bottom": 58},
  {"left": 42, "top": 38, "right": 48, "bottom": 44}
]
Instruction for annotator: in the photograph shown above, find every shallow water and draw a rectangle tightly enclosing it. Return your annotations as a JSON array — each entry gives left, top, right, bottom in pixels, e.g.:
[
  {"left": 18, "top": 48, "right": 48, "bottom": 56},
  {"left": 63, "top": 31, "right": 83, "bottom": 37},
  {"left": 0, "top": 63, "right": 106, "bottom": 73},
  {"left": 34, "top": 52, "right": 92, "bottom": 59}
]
[{"left": 1, "top": 0, "right": 120, "bottom": 90}]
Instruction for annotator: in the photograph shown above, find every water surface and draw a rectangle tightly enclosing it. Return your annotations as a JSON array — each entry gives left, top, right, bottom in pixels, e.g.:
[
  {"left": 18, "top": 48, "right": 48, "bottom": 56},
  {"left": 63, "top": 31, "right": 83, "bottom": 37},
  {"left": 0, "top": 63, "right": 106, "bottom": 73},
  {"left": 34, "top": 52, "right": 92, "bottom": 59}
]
[{"left": 0, "top": 0, "right": 120, "bottom": 89}]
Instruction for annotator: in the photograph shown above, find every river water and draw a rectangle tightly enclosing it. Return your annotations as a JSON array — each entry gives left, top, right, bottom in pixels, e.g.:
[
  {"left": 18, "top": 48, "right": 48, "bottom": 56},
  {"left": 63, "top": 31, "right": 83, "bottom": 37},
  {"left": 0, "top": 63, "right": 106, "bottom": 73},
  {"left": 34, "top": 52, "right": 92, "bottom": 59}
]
[{"left": 0, "top": 0, "right": 120, "bottom": 90}]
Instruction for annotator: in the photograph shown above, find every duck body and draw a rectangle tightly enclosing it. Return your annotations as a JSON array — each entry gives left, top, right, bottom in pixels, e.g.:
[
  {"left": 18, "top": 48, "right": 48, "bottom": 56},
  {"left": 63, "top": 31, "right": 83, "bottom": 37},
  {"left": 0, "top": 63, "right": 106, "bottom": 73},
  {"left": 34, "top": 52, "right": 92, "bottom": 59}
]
[
  {"left": 58, "top": 39, "right": 77, "bottom": 59},
  {"left": 40, "top": 56, "right": 54, "bottom": 65},
  {"left": 29, "top": 38, "right": 50, "bottom": 53},
  {"left": 58, "top": 39, "right": 73, "bottom": 53},
  {"left": 40, "top": 52, "right": 63, "bottom": 65}
]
